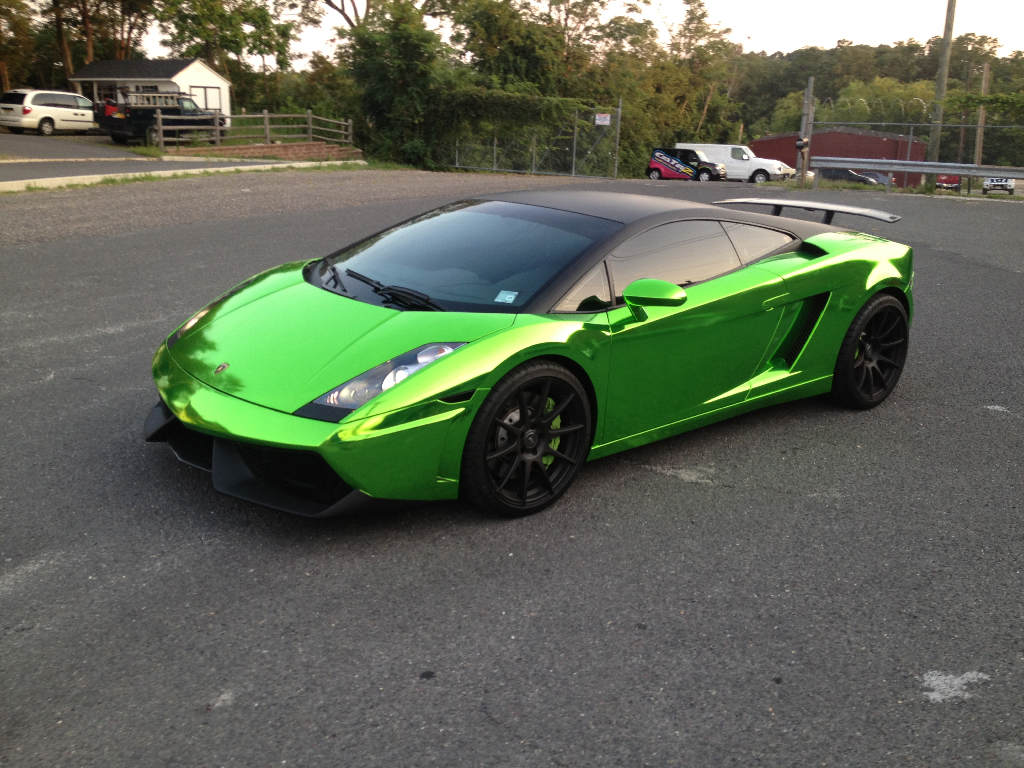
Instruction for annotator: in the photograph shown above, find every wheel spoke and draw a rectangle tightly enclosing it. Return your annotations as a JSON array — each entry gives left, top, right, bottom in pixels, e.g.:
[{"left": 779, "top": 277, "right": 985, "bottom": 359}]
[
  {"left": 876, "top": 354, "right": 899, "bottom": 368},
  {"left": 486, "top": 443, "right": 518, "bottom": 462},
  {"left": 856, "top": 361, "right": 868, "bottom": 390},
  {"left": 876, "top": 312, "right": 901, "bottom": 340},
  {"left": 539, "top": 379, "right": 551, "bottom": 412},
  {"left": 544, "top": 447, "right": 577, "bottom": 466},
  {"left": 536, "top": 464, "right": 555, "bottom": 492},
  {"left": 879, "top": 337, "right": 905, "bottom": 349},
  {"left": 494, "top": 417, "right": 521, "bottom": 436},
  {"left": 521, "top": 459, "right": 532, "bottom": 502},
  {"left": 496, "top": 456, "right": 521, "bottom": 492},
  {"left": 542, "top": 392, "right": 576, "bottom": 424},
  {"left": 516, "top": 390, "right": 531, "bottom": 427},
  {"left": 549, "top": 423, "right": 586, "bottom": 436}
]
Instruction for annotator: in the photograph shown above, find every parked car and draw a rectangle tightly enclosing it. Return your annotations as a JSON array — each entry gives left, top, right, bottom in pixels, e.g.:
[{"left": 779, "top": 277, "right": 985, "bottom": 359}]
[
  {"left": 674, "top": 143, "right": 785, "bottom": 183},
  {"left": 983, "top": 177, "right": 1015, "bottom": 195},
  {"left": 819, "top": 168, "right": 879, "bottom": 185},
  {"left": 647, "top": 148, "right": 725, "bottom": 181},
  {"left": 0, "top": 89, "right": 94, "bottom": 135},
  {"left": 97, "top": 91, "right": 222, "bottom": 145},
  {"left": 144, "top": 191, "right": 913, "bottom": 518},
  {"left": 859, "top": 172, "right": 891, "bottom": 186},
  {"left": 778, "top": 162, "right": 814, "bottom": 181},
  {"left": 936, "top": 174, "right": 961, "bottom": 192}
]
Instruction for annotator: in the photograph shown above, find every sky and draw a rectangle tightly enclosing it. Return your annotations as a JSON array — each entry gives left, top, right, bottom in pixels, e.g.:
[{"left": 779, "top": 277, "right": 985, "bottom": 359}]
[{"left": 145, "top": 0, "right": 1024, "bottom": 66}]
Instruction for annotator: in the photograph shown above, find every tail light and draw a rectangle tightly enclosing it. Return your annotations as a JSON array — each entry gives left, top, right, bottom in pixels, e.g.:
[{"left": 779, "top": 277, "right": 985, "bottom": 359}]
[{"left": 22, "top": 105, "right": 32, "bottom": 115}]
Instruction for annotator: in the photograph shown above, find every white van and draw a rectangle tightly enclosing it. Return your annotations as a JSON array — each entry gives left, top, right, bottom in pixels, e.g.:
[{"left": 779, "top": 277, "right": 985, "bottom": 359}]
[
  {"left": 0, "top": 89, "right": 95, "bottom": 136},
  {"left": 673, "top": 143, "right": 785, "bottom": 183}
]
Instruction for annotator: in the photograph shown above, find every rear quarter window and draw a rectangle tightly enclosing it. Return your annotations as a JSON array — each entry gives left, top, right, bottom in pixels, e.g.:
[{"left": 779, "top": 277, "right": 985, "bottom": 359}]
[{"left": 722, "top": 223, "right": 795, "bottom": 264}]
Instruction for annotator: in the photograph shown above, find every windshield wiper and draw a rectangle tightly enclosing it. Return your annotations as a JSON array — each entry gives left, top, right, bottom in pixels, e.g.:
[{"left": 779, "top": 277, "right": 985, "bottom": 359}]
[
  {"left": 345, "top": 269, "right": 445, "bottom": 311},
  {"left": 321, "top": 259, "right": 347, "bottom": 294}
]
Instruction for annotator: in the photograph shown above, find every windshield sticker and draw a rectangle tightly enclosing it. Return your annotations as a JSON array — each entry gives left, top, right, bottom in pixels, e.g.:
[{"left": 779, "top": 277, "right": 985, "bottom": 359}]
[{"left": 494, "top": 290, "right": 518, "bottom": 304}]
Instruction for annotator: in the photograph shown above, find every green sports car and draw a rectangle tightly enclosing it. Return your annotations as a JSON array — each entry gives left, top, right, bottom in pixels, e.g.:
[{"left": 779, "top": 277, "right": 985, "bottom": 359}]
[{"left": 145, "top": 191, "right": 913, "bottom": 517}]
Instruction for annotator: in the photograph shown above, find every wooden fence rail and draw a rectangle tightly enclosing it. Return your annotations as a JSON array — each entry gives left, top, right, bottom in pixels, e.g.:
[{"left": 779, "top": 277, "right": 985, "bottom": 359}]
[{"left": 154, "top": 109, "right": 354, "bottom": 151}]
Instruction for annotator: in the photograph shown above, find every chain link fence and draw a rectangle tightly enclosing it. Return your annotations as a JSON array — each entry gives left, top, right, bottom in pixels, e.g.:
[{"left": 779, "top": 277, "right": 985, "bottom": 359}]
[{"left": 442, "top": 106, "right": 622, "bottom": 178}]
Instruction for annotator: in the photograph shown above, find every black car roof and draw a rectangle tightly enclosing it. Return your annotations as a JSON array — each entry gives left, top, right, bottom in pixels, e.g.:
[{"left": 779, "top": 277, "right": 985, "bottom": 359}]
[{"left": 479, "top": 189, "right": 838, "bottom": 239}]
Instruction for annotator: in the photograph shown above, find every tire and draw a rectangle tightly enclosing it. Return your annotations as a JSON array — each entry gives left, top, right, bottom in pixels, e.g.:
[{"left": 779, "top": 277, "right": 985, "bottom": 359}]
[
  {"left": 461, "top": 361, "right": 592, "bottom": 517},
  {"left": 8, "top": 127, "right": 24, "bottom": 134},
  {"left": 648, "top": 168, "right": 661, "bottom": 180},
  {"left": 37, "top": 118, "right": 55, "bottom": 136},
  {"left": 982, "top": 189, "right": 988, "bottom": 194},
  {"left": 831, "top": 294, "right": 909, "bottom": 410},
  {"left": 145, "top": 126, "right": 160, "bottom": 147},
  {"left": 110, "top": 133, "right": 129, "bottom": 145},
  {"left": 751, "top": 170, "right": 770, "bottom": 184},
  {"left": 697, "top": 169, "right": 712, "bottom": 182}
]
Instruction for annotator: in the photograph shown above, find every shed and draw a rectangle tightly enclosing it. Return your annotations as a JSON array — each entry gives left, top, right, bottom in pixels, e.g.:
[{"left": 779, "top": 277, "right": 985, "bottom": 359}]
[
  {"left": 749, "top": 128, "right": 928, "bottom": 187},
  {"left": 70, "top": 59, "right": 231, "bottom": 116}
]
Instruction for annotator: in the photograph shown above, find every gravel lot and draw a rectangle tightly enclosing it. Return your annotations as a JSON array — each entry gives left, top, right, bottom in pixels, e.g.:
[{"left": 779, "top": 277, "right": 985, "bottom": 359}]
[{"left": 2, "top": 170, "right": 1023, "bottom": 767}]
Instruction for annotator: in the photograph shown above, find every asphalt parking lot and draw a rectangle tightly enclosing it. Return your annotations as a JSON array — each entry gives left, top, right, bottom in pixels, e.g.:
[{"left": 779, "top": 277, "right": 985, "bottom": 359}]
[{"left": 2, "top": 171, "right": 1023, "bottom": 767}]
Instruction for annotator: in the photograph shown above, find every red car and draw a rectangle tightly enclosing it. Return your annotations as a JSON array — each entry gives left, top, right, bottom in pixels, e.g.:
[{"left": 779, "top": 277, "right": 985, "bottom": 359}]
[{"left": 936, "top": 174, "right": 961, "bottom": 192}]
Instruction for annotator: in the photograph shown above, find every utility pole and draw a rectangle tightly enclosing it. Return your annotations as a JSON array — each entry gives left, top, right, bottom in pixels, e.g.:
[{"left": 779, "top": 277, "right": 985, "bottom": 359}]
[
  {"left": 973, "top": 62, "right": 990, "bottom": 166},
  {"left": 797, "top": 77, "right": 814, "bottom": 187},
  {"left": 925, "top": 0, "right": 956, "bottom": 190}
]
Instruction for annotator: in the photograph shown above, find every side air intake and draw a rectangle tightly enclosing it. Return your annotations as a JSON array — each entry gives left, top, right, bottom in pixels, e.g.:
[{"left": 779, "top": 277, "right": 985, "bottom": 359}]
[{"left": 782, "top": 293, "right": 830, "bottom": 367}]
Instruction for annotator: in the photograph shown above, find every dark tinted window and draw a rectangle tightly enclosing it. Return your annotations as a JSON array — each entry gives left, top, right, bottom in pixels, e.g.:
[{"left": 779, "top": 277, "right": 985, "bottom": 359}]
[
  {"left": 680, "top": 150, "right": 699, "bottom": 164},
  {"left": 1, "top": 92, "right": 25, "bottom": 104},
  {"left": 325, "top": 201, "right": 622, "bottom": 312},
  {"left": 609, "top": 220, "right": 741, "bottom": 298},
  {"left": 553, "top": 263, "right": 612, "bottom": 312},
  {"left": 722, "top": 222, "right": 794, "bottom": 264}
]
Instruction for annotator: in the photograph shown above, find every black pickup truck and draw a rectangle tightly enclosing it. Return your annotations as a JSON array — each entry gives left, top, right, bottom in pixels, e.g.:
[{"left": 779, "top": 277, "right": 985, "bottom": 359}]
[{"left": 98, "top": 92, "right": 221, "bottom": 145}]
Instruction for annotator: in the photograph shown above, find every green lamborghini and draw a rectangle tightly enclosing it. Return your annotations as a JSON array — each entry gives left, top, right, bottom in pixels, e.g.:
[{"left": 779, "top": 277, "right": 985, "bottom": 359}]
[{"left": 145, "top": 191, "right": 913, "bottom": 517}]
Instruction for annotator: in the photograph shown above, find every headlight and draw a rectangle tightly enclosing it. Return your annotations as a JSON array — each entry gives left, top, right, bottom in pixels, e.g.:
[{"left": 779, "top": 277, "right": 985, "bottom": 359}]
[{"left": 310, "top": 343, "right": 466, "bottom": 412}]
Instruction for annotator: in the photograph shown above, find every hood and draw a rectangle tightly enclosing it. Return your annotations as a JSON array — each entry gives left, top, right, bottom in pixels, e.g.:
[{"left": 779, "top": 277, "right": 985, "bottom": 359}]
[{"left": 168, "top": 276, "right": 515, "bottom": 413}]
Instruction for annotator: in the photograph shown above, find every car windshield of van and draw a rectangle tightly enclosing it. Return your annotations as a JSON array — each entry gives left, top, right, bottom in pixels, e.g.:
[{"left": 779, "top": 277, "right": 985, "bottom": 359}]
[
  {"left": 695, "top": 151, "right": 710, "bottom": 163},
  {"left": 320, "top": 200, "right": 623, "bottom": 313},
  {"left": 742, "top": 146, "right": 757, "bottom": 158}
]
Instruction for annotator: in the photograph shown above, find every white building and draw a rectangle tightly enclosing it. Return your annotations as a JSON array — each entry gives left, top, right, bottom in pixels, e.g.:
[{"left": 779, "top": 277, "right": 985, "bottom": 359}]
[{"left": 70, "top": 59, "right": 231, "bottom": 115}]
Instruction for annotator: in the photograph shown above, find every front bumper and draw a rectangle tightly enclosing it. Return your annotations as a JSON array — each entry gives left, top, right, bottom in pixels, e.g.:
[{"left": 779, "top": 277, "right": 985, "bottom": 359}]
[{"left": 147, "top": 344, "right": 483, "bottom": 515}]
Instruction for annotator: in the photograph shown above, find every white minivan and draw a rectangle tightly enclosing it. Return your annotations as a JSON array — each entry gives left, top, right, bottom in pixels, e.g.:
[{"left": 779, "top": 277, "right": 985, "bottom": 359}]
[
  {"left": 673, "top": 143, "right": 785, "bottom": 183},
  {"left": 0, "top": 89, "right": 95, "bottom": 135}
]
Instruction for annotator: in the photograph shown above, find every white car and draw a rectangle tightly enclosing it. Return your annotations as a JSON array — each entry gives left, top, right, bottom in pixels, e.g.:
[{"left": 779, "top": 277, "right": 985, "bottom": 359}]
[
  {"left": 778, "top": 162, "right": 814, "bottom": 181},
  {"left": 673, "top": 143, "right": 785, "bottom": 183},
  {"left": 982, "top": 177, "right": 1015, "bottom": 195},
  {"left": 0, "top": 89, "right": 95, "bottom": 136}
]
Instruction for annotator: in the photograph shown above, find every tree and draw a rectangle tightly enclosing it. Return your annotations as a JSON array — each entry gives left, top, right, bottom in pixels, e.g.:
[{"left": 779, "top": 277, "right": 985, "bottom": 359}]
[{"left": 0, "top": 0, "right": 33, "bottom": 91}]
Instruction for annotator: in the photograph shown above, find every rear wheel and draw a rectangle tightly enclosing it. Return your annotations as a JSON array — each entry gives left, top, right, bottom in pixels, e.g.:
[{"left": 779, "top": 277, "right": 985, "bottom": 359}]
[
  {"left": 461, "top": 361, "right": 591, "bottom": 517},
  {"left": 831, "top": 294, "right": 909, "bottom": 409},
  {"left": 145, "top": 126, "right": 160, "bottom": 147},
  {"left": 37, "top": 118, "right": 54, "bottom": 136},
  {"left": 648, "top": 168, "right": 661, "bottom": 180}
]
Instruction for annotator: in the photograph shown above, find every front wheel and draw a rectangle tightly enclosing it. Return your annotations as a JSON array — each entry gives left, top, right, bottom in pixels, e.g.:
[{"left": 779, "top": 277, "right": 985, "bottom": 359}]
[
  {"left": 461, "top": 361, "right": 592, "bottom": 517},
  {"left": 831, "top": 294, "right": 909, "bottom": 409},
  {"left": 751, "top": 170, "right": 770, "bottom": 184},
  {"left": 648, "top": 168, "right": 661, "bottom": 180},
  {"left": 697, "top": 169, "right": 712, "bottom": 182}
]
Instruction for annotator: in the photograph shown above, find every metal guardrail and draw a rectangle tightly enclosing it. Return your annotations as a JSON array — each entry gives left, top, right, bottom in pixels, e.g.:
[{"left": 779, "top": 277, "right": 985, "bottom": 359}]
[{"left": 809, "top": 156, "right": 1024, "bottom": 179}]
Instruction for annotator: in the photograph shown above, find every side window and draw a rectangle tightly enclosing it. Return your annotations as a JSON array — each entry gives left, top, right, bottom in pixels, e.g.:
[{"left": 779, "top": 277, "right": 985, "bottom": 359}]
[
  {"left": 76, "top": 96, "right": 92, "bottom": 109},
  {"left": 56, "top": 94, "right": 78, "bottom": 108},
  {"left": 553, "top": 263, "right": 612, "bottom": 312},
  {"left": 721, "top": 223, "right": 795, "bottom": 264},
  {"left": 681, "top": 150, "right": 699, "bottom": 164},
  {"left": 608, "top": 220, "right": 741, "bottom": 300},
  {"left": 731, "top": 147, "right": 746, "bottom": 161}
]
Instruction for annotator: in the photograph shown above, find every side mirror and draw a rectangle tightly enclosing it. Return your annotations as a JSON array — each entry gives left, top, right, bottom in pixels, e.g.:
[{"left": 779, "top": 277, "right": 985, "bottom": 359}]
[
  {"left": 742, "top": 154, "right": 749, "bottom": 160},
  {"left": 622, "top": 279, "right": 687, "bottom": 322}
]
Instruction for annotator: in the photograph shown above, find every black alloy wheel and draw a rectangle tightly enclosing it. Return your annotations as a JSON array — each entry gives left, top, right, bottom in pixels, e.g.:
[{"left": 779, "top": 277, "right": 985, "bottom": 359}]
[
  {"left": 462, "top": 361, "right": 591, "bottom": 517},
  {"left": 832, "top": 293, "right": 909, "bottom": 409},
  {"left": 697, "top": 169, "right": 712, "bottom": 182},
  {"left": 648, "top": 168, "right": 661, "bottom": 180}
]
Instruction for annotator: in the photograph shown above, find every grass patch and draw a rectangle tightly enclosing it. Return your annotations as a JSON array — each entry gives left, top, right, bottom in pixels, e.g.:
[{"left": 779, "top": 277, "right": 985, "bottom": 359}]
[
  {"left": 128, "top": 146, "right": 165, "bottom": 158},
  {"left": 0, "top": 159, "right": 415, "bottom": 195}
]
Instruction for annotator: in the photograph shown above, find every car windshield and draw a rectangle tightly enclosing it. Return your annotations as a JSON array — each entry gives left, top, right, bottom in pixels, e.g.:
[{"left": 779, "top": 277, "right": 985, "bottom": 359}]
[
  {"left": 324, "top": 200, "right": 622, "bottom": 312},
  {"left": 695, "top": 150, "right": 710, "bottom": 162},
  {"left": 742, "top": 146, "right": 757, "bottom": 158}
]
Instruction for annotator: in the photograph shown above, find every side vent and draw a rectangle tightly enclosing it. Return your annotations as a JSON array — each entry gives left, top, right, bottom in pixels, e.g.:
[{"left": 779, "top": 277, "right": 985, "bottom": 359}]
[
  {"left": 782, "top": 293, "right": 830, "bottom": 367},
  {"left": 798, "top": 241, "right": 828, "bottom": 257},
  {"left": 439, "top": 390, "right": 475, "bottom": 404}
]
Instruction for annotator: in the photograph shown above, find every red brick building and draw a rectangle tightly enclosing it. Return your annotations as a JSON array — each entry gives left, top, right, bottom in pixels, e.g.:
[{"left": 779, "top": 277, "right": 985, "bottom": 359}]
[{"left": 750, "top": 127, "right": 928, "bottom": 187}]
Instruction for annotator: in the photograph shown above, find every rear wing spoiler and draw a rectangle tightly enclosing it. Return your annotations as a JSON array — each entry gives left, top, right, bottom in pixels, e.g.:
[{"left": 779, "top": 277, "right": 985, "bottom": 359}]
[{"left": 713, "top": 198, "right": 901, "bottom": 225}]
